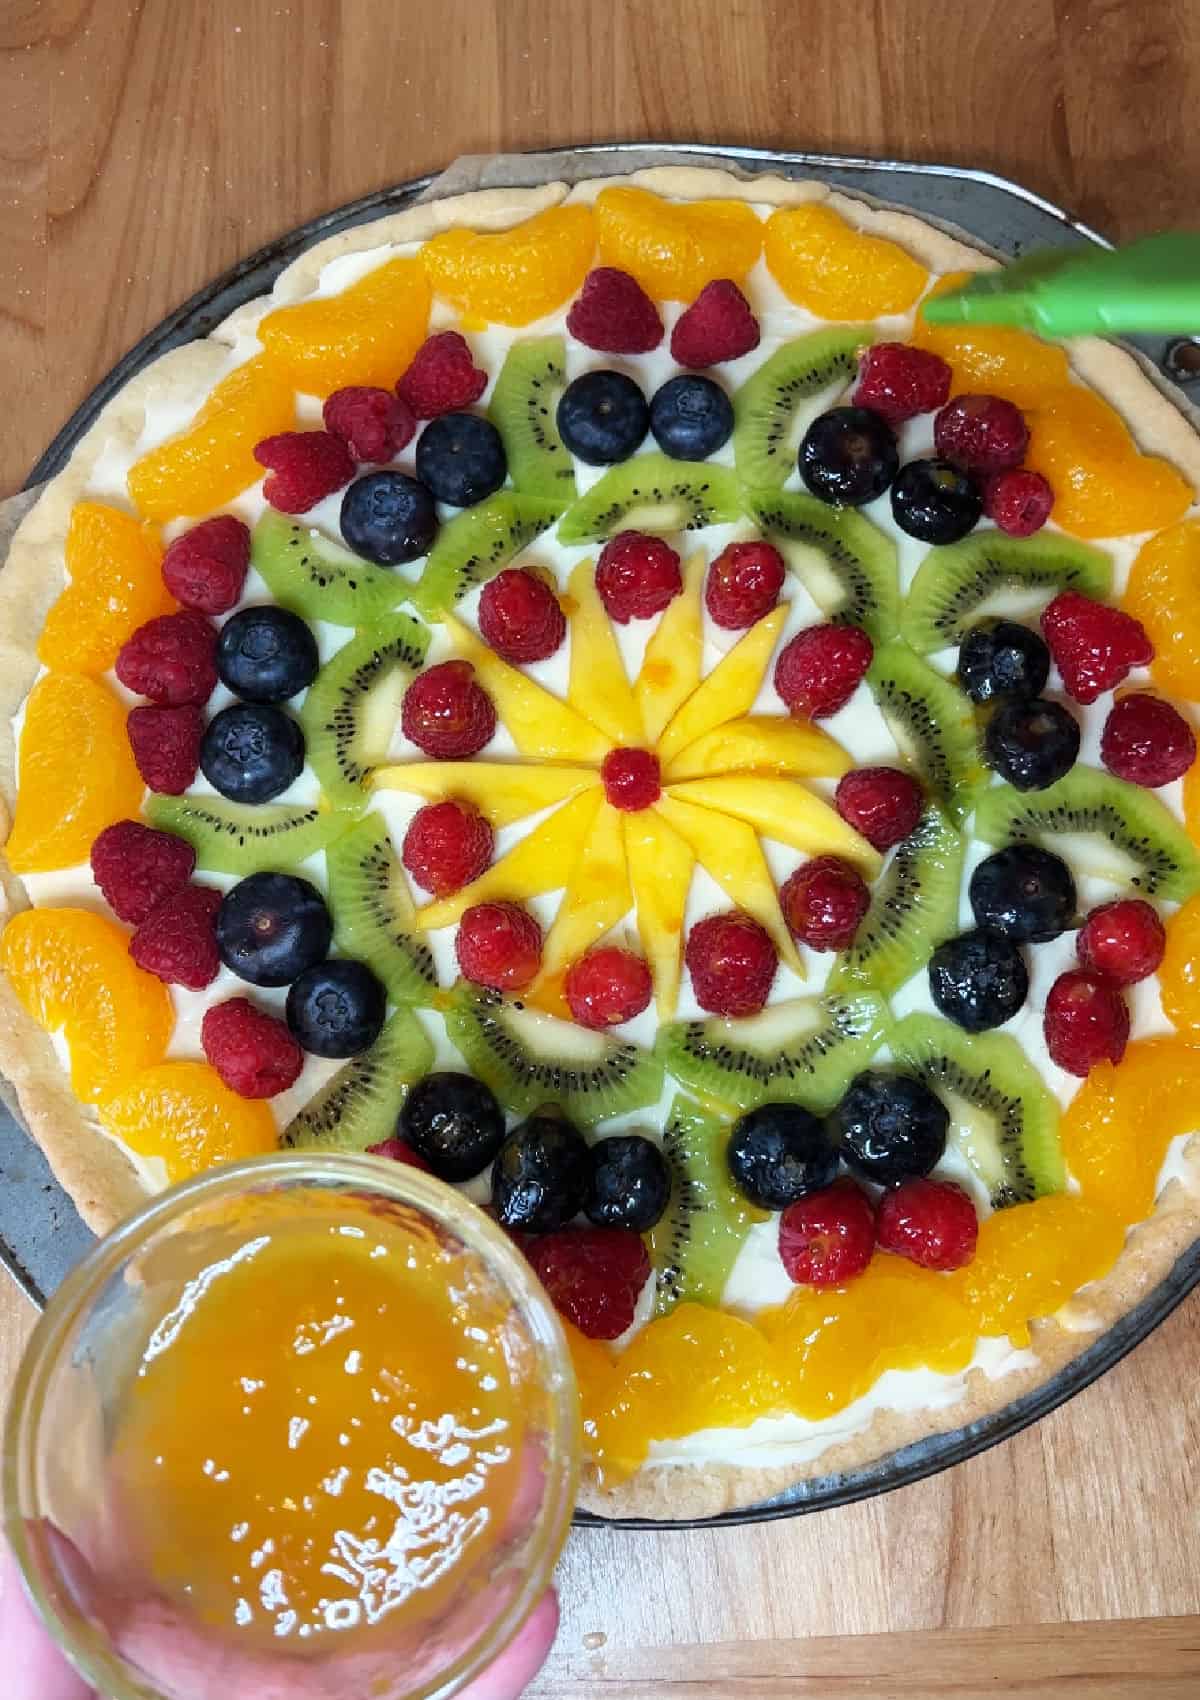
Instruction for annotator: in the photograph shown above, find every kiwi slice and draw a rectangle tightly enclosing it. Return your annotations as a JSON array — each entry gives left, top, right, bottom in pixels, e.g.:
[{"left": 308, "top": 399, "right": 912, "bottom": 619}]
[
  {"left": 974, "top": 765, "right": 1200, "bottom": 901},
  {"left": 325, "top": 813, "right": 437, "bottom": 1006},
  {"left": 745, "top": 488, "right": 899, "bottom": 642},
  {"left": 445, "top": 982, "right": 664, "bottom": 1127},
  {"left": 251, "top": 511, "right": 408, "bottom": 627},
  {"left": 901, "top": 531, "right": 1113, "bottom": 655},
  {"left": 556, "top": 454, "right": 742, "bottom": 544},
  {"left": 828, "top": 805, "right": 965, "bottom": 998},
  {"left": 889, "top": 1012, "right": 1065, "bottom": 1206},
  {"left": 408, "top": 491, "right": 564, "bottom": 618},
  {"left": 281, "top": 1008, "right": 434, "bottom": 1151},
  {"left": 144, "top": 794, "right": 358, "bottom": 875},
  {"left": 647, "top": 1094, "right": 754, "bottom": 1317},
  {"left": 866, "top": 642, "right": 986, "bottom": 823},
  {"left": 656, "top": 992, "right": 888, "bottom": 1116},
  {"left": 299, "top": 614, "right": 429, "bottom": 808},
  {"left": 733, "top": 327, "right": 872, "bottom": 491},
  {"left": 488, "top": 336, "right": 577, "bottom": 505}
]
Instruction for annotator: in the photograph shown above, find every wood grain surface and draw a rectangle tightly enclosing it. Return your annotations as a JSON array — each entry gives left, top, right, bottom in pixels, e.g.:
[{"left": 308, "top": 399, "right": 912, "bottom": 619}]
[{"left": 2, "top": 2, "right": 1199, "bottom": 1693}]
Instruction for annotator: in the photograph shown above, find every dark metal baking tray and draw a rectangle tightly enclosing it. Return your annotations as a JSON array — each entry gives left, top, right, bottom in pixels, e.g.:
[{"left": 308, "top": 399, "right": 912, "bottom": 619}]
[{"left": 5, "top": 144, "right": 1198, "bottom": 1529}]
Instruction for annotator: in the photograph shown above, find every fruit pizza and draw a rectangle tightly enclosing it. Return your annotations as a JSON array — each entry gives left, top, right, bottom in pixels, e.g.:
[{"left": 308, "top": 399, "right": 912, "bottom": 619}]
[{"left": 3, "top": 166, "right": 1200, "bottom": 1519}]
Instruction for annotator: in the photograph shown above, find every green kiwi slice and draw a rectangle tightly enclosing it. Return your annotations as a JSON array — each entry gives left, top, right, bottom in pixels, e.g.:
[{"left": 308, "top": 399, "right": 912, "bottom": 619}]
[
  {"left": 408, "top": 491, "right": 564, "bottom": 618},
  {"left": 445, "top": 983, "right": 664, "bottom": 1127},
  {"left": 144, "top": 794, "right": 358, "bottom": 875},
  {"left": 299, "top": 615, "right": 429, "bottom": 809},
  {"left": 325, "top": 813, "right": 437, "bottom": 1006},
  {"left": 647, "top": 1094, "right": 754, "bottom": 1317},
  {"left": 745, "top": 488, "right": 899, "bottom": 642},
  {"left": 866, "top": 642, "right": 986, "bottom": 822},
  {"left": 888, "top": 1012, "right": 1065, "bottom": 1206},
  {"left": 281, "top": 1008, "right": 434, "bottom": 1151},
  {"left": 488, "top": 336, "right": 577, "bottom": 505},
  {"left": 555, "top": 454, "right": 742, "bottom": 544},
  {"left": 828, "top": 805, "right": 965, "bottom": 998},
  {"left": 656, "top": 992, "right": 888, "bottom": 1116},
  {"left": 974, "top": 765, "right": 1200, "bottom": 901},
  {"left": 251, "top": 511, "right": 408, "bottom": 627},
  {"left": 733, "top": 327, "right": 872, "bottom": 491},
  {"left": 901, "top": 531, "right": 1113, "bottom": 655}
]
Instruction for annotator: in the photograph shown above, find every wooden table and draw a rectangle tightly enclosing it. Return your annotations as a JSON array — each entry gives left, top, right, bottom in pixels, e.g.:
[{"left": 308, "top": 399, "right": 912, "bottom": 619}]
[{"left": 3, "top": 2, "right": 1200, "bottom": 1693}]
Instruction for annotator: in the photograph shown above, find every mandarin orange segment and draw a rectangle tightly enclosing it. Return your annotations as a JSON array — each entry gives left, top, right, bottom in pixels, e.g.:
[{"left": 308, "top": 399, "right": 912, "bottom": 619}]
[
  {"left": 422, "top": 206, "right": 595, "bottom": 326},
  {"left": 955, "top": 1196, "right": 1125, "bottom": 1345},
  {"left": 98, "top": 1060, "right": 277, "bottom": 1182},
  {"left": 594, "top": 187, "right": 760, "bottom": 302},
  {"left": 1125, "top": 519, "right": 1200, "bottom": 699},
  {"left": 1060, "top": 1036, "right": 1200, "bottom": 1226},
  {"left": 0, "top": 908, "right": 173, "bottom": 1103},
  {"left": 1023, "top": 386, "right": 1194, "bottom": 539},
  {"left": 258, "top": 256, "right": 430, "bottom": 393},
  {"left": 37, "top": 503, "right": 173, "bottom": 675},
  {"left": 1157, "top": 901, "right": 1200, "bottom": 1029},
  {"left": 912, "top": 272, "right": 1072, "bottom": 405},
  {"left": 127, "top": 356, "right": 296, "bottom": 523},
  {"left": 763, "top": 204, "right": 927, "bottom": 319},
  {"left": 6, "top": 673, "right": 145, "bottom": 873}
]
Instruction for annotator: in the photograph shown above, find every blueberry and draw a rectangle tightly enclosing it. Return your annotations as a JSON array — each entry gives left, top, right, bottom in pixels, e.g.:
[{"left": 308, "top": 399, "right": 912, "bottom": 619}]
[
  {"left": 491, "top": 1111, "right": 590, "bottom": 1233},
  {"left": 200, "top": 703, "right": 304, "bottom": 803},
  {"left": 649, "top": 375, "right": 734, "bottom": 462},
  {"left": 415, "top": 413, "right": 508, "bottom": 508},
  {"left": 984, "top": 697, "right": 1080, "bottom": 790},
  {"left": 285, "top": 958, "right": 386, "bottom": 1058},
  {"left": 216, "top": 872, "right": 332, "bottom": 987},
  {"left": 557, "top": 370, "right": 650, "bottom": 465},
  {"left": 727, "top": 1104, "right": 839, "bottom": 1209},
  {"left": 890, "top": 457, "right": 982, "bottom": 543},
  {"left": 585, "top": 1135, "right": 671, "bottom": 1231},
  {"left": 928, "top": 928, "right": 1029, "bottom": 1032},
  {"left": 957, "top": 620, "right": 1050, "bottom": 705},
  {"left": 969, "top": 845, "right": 1077, "bottom": 943},
  {"left": 216, "top": 606, "right": 319, "bottom": 704},
  {"left": 398, "top": 1072, "right": 506, "bottom": 1182},
  {"left": 799, "top": 407, "right": 899, "bottom": 506},
  {"left": 341, "top": 470, "right": 438, "bottom": 565},
  {"left": 829, "top": 1071, "right": 948, "bottom": 1185}
]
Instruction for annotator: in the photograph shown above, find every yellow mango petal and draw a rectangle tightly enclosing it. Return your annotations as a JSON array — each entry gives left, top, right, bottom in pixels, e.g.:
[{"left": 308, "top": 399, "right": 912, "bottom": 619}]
[
  {"left": 624, "top": 810, "right": 695, "bottom": 1017},
  {"left": 654, "top": 793, "right": 801, "bottom": 974},
  {"left": 371, "top": 761, "right": 598, "bottom": 828},
  {"left": 415, "top": 788, "right": 602, "bottom": 930},
  {"left": 657, "top": 606, "right": 788, "bottom": 767},
  {"left": 664, "top": 713, "right": 850, "bottom": 782},
  {"left": 635, "top": 550, "right": 705, "bottom": 743},
  {"left": 764, "top": 204, "right": 928, "bottom": 319},
  {"left": 665, "top": 775, "right": 879, "bottom": 871},
  {"left": 444, "top": 614, "right": 612, "bottom": 763},
  {"left": 258, "top": 257, "right": 430, "bottom": 394},
  {"left": 530, "top": 804, "right": 633, "bottom": 1012},
  {"left": 566, "top": 559, "right": 645, "bottom": 745}
]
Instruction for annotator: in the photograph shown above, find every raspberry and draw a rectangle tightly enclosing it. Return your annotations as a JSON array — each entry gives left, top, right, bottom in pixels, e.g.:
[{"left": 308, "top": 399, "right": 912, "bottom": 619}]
[
  {"left": 852, "top": 342, "right": 951, "bottom": 425},
  {"left": 201, "top": 998, "right": 304, "bottom": 1099},
  {"left": 982, "top": 467, "right": 1054, "bottom": 537},
  {"left": 478, "top": 568, "right": 566, "bottom": 664},
  {"left": 401, "top": 661, "right": 496, "bottom": 759},
  {"left": 774, "top": 624, "right": 873, "bottom": 719},
  {"left": 779, "top": 855, "right": 871, "bottom": 951},
  {"left": 1044, "top": 968, "right": 1130, "bottom": 1076},
  {"left": 565, "top": 947, "right": 653, "bottom": 1029},
  {"left": 254, "top": 430, "right": 355, "bottom": 514},
  {"left": 933, "top": 393, "right": 1029, "bottom": 474},
  {"left": 365, "top": 1135, "right": 432, "bottom": 1172},
  {"left": 778, "top": 1179, "right": 876, "bottom": 1287},
  {"left": 402, "top": 800, "right": 494, "bottom": 897},
  {"left": 877, "top": 1178, "right": 978, "bottom": 1272},
  {"left": 396, "top": 332, "right": 487, "bottom": 418},
  {"left": 594, "top": 533, "right": 682, "bottom": 624},
  {"left": 127, "top": 704, "right": 203, "bottom": 794},
  {"left": 129, "top": 884, "right": 222, "bottom": 990},
  {"left": 161, "top": 515, "right": 250, "bottom": 615},
  {"left": 566, "top": 267, "right": 664, "bottom": 354},
  {"left": 670, "top": 279, "right": 760, "bottom": 368},
  {"left": 323, "top": 385, "right": 416, "bottom": 462},
  {"left": 835, "top": 766, "right": 924, "bottom": 851},
  {"left": 1100, "top": 692, "right": 1196, "bottom": 787},
  {"left": 115, "top": 609, "right": 217, "bottom": 706},
  {"left": 1077, "top": 898, "right": 1166, "bottom": 985},
  {"left": 1041, "top": 591, "right": 1153, "bottom": 705},
  {"left": 685, "top": 910, "right": 777, "bottom": 1017},
  {"left": 90, "top": 820, "right": 196, "bottom": 925},
  {"left": 527, "top": 1226, "right": 651, "bottom": 1340},
  {"left": 600, "top": 747, "right": 661, "bottom": 812},
  {"left": 705, "top": 541, "right": 786, "bottom": 630},
  {"left": 456, "top": 901, "right": 542, "bottom": 992}
]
